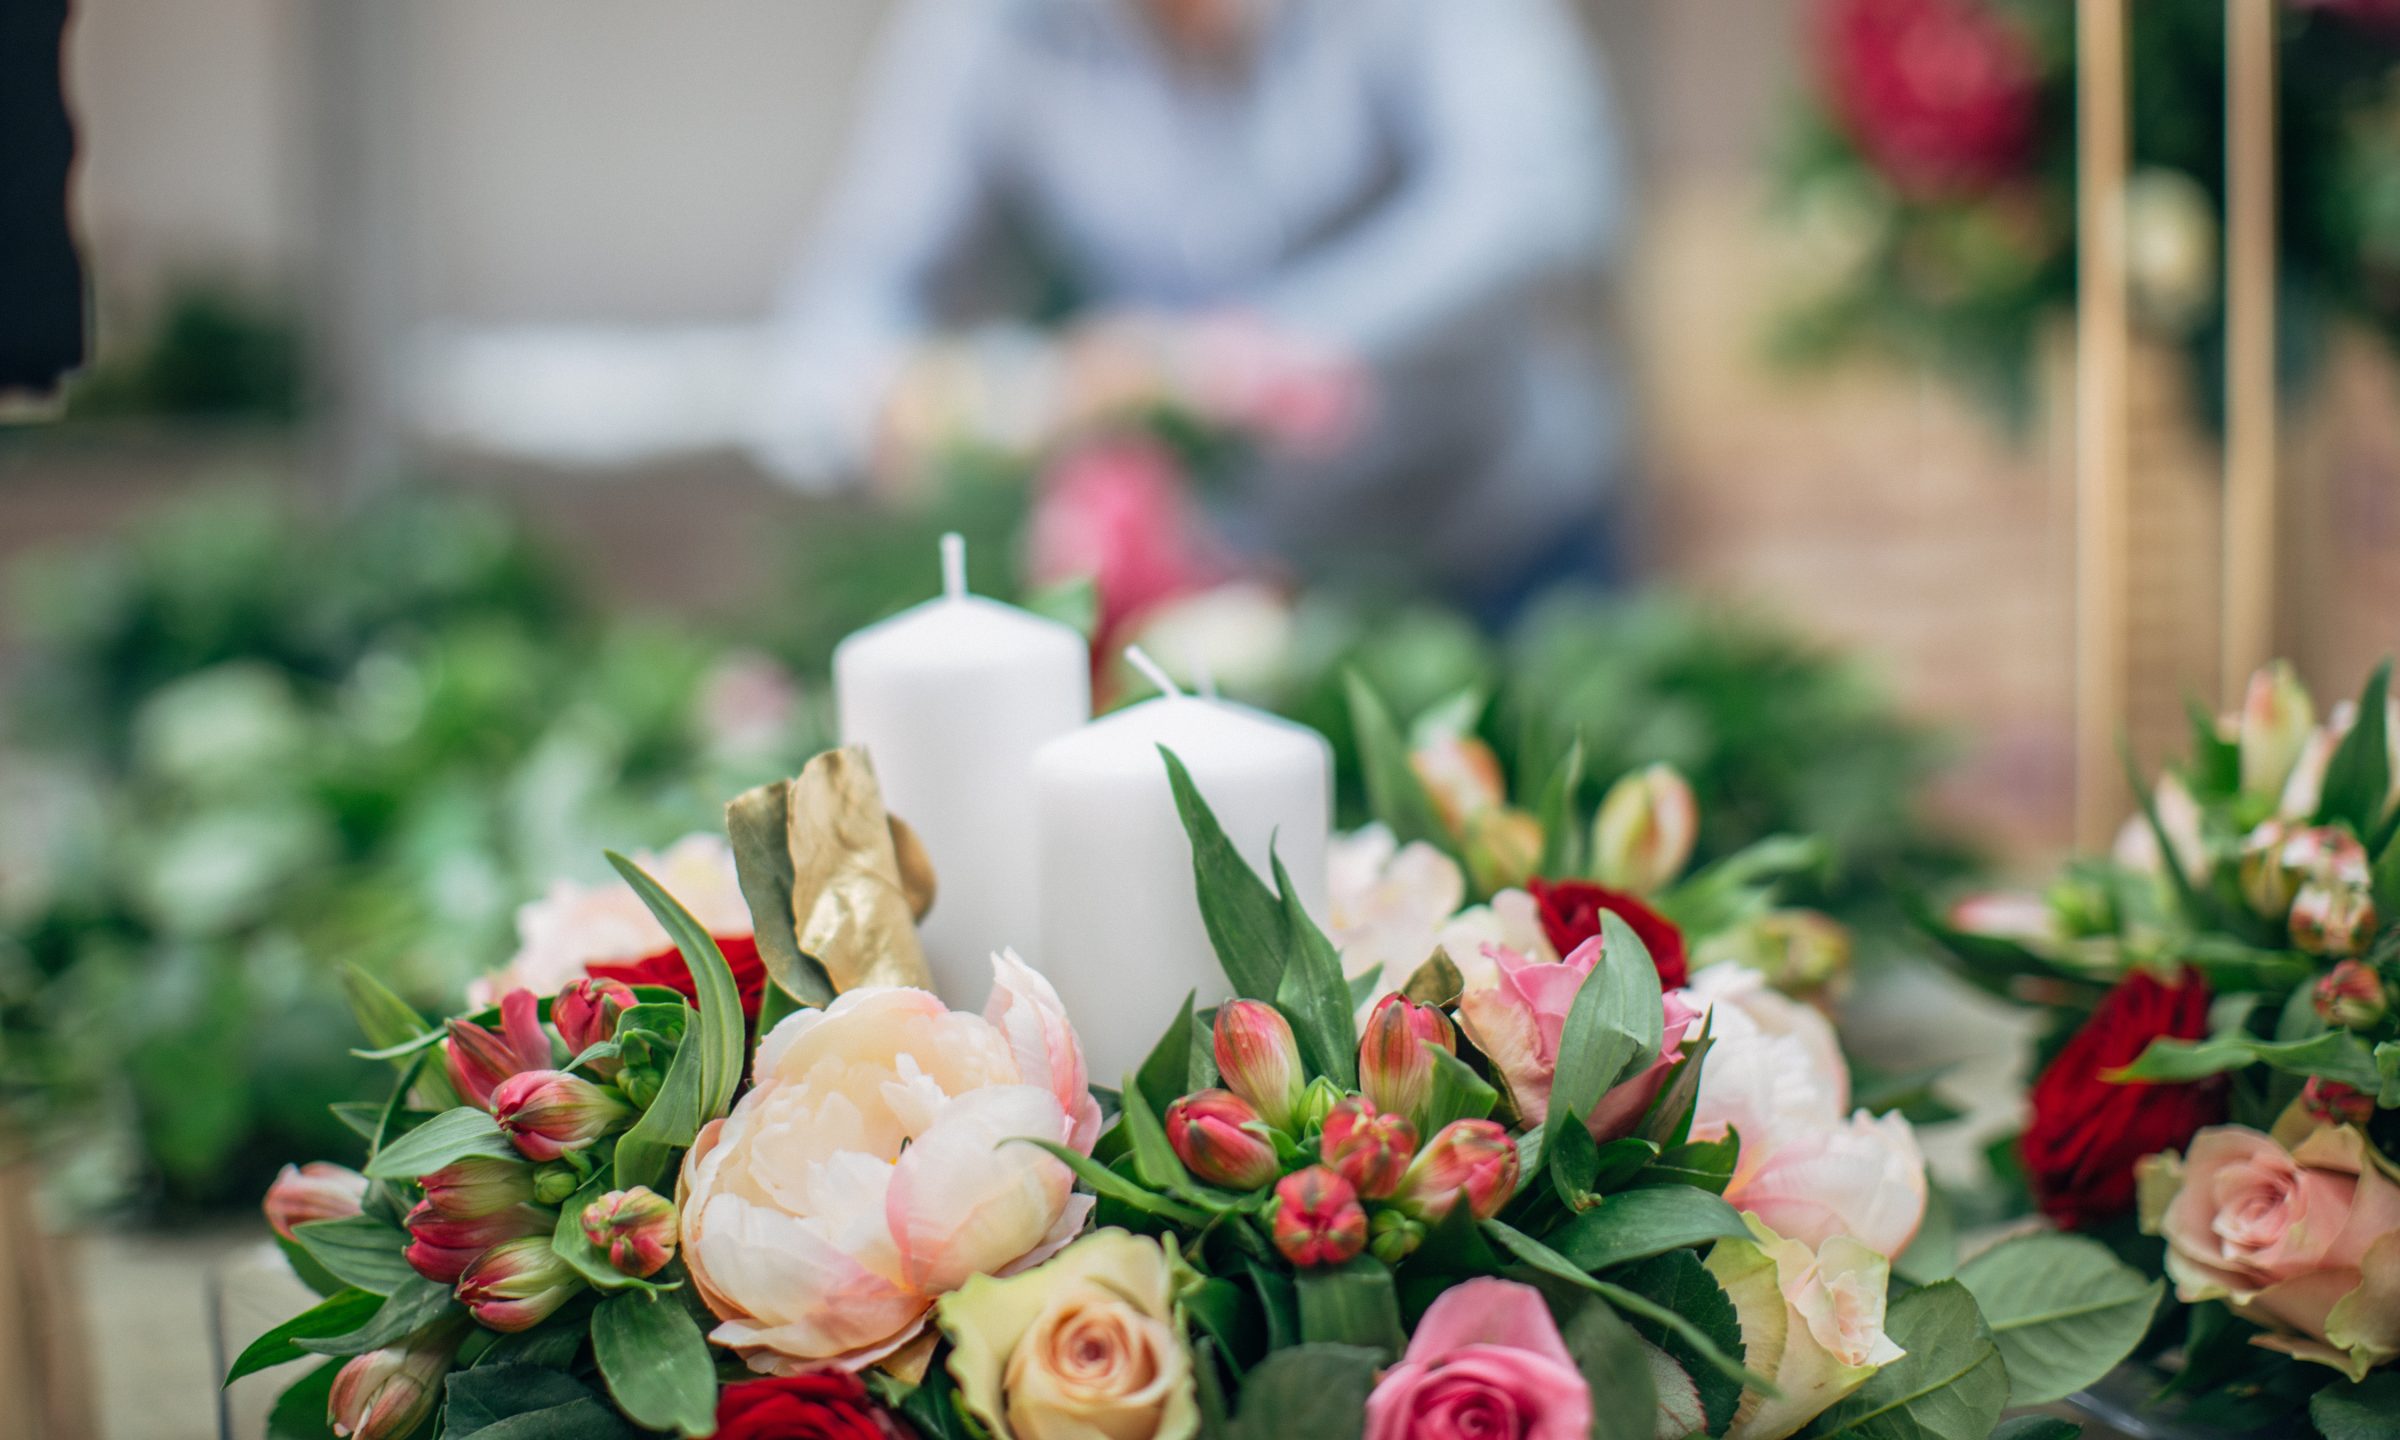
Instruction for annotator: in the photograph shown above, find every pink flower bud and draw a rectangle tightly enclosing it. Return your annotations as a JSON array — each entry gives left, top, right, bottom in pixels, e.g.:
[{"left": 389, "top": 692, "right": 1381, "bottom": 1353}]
[
  {"left": 2302, "top": 1077, "right": 2377, "bottom": 1128},
  {"left": 403, "top": 1200, "right": 554, "bottom": 1284},
  {"left": 263, "top": 1162, "right": 367, "bottom": 1243},
  {"left": 551, "top": 977, "right": 638, "bottom": 1064},
  {"left": 579, "top": 1186, "right": 678, "bottom": 1278},
  {"left": 2239, "top": 821, "right": 2301, "bottom": 919},
  {"left": 2287, "top": 826, "right": 2372, "bottom": 889},
  {"left": 1164, "top": 1089, "right": 1280, "bottom": 1190},
  {"left": 417, "top": 1157, "right": 538, "bottom": 1221},
  {"left": 490, "top": 1070, "right": 634, "bottom": 1162},
  {"left": 1270, "top": 1165, "right": 1368, "bottom": 1268},
  {"left": 2239, "top": 661, "right": 2316, "bottom": 803},
  {"left": 1394, "top": 1118, "right": 1520, "bottom": 1222},
  {"left": 2291, "top": 882, "right": 2378, "bottom": 958},
  {"left": 2315, "top": 960, "right": 2391, "bottom": 1029},
  {"left": 443, "top": 989, "right": 554, "bottom": 1111},
  {"left": 1591, "top": 763, "right": 1698, "bottom": 895},
  {"left": 1214, "top": 1000, "right": 1306, "bottom": 1130},
  {"left": 1462, "top": 808, "right": 1545, "bottom": 899},
  {"left": 1319, "top": 1096, "right": 1417, "bottom": 1199},
  {"left": 327, "top": 1326, "right": 455, "bottom": 1440},
  {"left": 1410, "top": 735, "right": 1507, "bottom": 837},
  {"left": 1358, "top": 995, "right": 1456, "bottom": 1129},
  {"left": 454, "top": 1236, "right": 582, "bottom": 1332}
]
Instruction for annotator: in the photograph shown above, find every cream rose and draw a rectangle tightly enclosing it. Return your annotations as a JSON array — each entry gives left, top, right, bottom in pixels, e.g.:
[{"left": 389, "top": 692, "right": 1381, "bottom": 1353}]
[
  {"left": 939, "top": 1228, "right": 1199, "bottom": 1440},
  {"left": 1706, "top": 1215, "right": 1905, "bottom": 1440}
]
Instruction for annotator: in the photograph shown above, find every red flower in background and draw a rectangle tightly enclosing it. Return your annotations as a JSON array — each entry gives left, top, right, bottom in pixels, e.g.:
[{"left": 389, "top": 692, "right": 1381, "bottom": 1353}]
[
  {"left": 2298, "top": 0, "right": 2400, "bottom": 38},
  {"left": 1819, "top": 0, "right": 2042, "bottom": 198},
  {"left": 714, "top": 1374, "right": 913, "bottom": 1440},
  {"left": 589, "top": 933, "right": 768, "bottom": 1023},
  {"left": 2021, "top": 968, "right": 2226, "bottom": 1229},
  {"left": 1525, "top": 878, "right": 1689, "bottom": 991},
  {"left": 1025, "top": 435, "right": 1229, "bottom": 662}
]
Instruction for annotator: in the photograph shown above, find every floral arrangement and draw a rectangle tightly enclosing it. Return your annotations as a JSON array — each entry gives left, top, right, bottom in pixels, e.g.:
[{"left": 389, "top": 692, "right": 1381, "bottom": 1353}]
[
  {"left": 231, "top": 744, "right": 2151, "bottom": 1440},
  {"left": 1935, "top": 660, "right": 2400, "bottom": 1430}
]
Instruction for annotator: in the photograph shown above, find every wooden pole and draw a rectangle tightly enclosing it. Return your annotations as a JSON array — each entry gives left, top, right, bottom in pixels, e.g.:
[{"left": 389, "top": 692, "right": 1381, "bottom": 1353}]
[
  {"left": 2222, "top": 0, "right": 2279, "bottom": 699},
  {"left": 2076, "top": 0, "right": 2133, "bottom": 850}
]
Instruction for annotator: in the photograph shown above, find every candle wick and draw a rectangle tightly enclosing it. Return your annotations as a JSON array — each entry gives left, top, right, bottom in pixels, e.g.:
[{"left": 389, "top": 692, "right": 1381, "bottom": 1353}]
[
  {"left": 940, "top": 532, "right": 968, "bottom": 601},
  {"left": 1123, "top": 645, "right": 1184, "bottom": 700}
]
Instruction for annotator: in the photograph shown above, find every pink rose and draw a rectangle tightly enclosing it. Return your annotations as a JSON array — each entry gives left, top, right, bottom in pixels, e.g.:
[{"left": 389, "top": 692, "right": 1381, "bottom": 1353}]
[
  {"left": 2141, "top": 1125, "right": 2400, "bottom": 1380},
  {"left": 1364, "top": 1278, "right": 1591, "bottom": 1440},
  {"left": 1458, "top": 937, "right": 1699, "bottom": 1140}
]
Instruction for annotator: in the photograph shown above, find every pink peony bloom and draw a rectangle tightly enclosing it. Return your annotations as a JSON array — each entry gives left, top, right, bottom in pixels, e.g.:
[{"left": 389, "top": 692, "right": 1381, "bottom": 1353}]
[
  {"left": 679, "top": 953, "right": 1098, "bottom": 1375},
  {"left": 1457, "top": 936, "right": 1699, "bottom": 1139},
  {"left": 1364, "top": 1278, "right": 1591, "bottom": 1440}
]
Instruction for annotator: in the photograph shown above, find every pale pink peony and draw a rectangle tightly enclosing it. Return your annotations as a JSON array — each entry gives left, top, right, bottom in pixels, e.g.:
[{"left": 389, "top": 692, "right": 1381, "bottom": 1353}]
[
  {"left": 1364, "top": 1278, "right": 1592, "bottom": 1440},
  {"left": 472, "top": 834, "right": 753, "bottom": 1005},
  {"left": 1327, "top": 824, "right": 1468, "bottom": 1007},
  {"left": 679, "top": 953, "right": 1100, "bottom": 1375},
  {"left": 1457, "top": 936, "right": 1699, "bottom": 1140}
]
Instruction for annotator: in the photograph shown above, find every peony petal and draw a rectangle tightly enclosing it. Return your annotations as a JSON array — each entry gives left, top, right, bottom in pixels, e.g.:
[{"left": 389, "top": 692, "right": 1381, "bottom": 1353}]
[
  {"left": 887, "top": 1084, "right": 1076, "bottom": 1294},
  {"left": 691, "top": 1192, "right": 927, "bottom": 1360},
  {"left": 985, "top": 949, "right": 1103, "bottom": 1154}
]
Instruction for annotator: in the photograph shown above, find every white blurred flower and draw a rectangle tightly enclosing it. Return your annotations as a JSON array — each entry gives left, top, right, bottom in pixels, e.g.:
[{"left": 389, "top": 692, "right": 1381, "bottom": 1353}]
[
  {"left": 472, "top": 833, "right": 752, "bottom": 1004},
  {"left": 1123, "top": 582, "right": 1298, "bottom": 701},
  {"left": 1327, "top": 825, "right": 1466, "bottom": 1005}
]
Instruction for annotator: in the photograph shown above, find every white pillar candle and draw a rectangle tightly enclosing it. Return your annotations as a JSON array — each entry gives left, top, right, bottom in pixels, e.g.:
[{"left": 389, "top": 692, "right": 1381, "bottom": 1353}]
[
  {"left": 835, "top": 536, "right": 1091, "bottom": 1004},
  {"left": 1033, "top": 651, "right": 1332, "bottom": 1084}
]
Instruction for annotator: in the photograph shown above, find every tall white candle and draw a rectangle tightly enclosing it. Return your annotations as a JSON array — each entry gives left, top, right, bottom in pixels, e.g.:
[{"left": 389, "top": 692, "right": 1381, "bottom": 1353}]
[
  {"left": 1033, "top": 651, "right": 1332, "bottom": 1084},
  {"left": 835, "top": 536, "right": 1091, "bottom": 1004}
]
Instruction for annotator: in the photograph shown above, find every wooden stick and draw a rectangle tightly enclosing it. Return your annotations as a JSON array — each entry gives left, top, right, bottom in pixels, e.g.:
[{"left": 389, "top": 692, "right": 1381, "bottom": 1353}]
[
  {"left": 2076, "top": 0, "right": 2134, "bottom": 850},
  {"left": 2222, "top": 0, "right": 2279, "bottom": 699}
]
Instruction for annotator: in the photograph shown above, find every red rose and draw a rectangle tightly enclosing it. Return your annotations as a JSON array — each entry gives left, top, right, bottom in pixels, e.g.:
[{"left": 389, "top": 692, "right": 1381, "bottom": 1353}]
[
  {"left": 589, "top": 933, "right": 769, "bottom": 1023},
  {"left": 2021, "top": 969, "right": 2226, "bottom": 1230},
  {"left": 1525, "top": 879, "right": 1689, "bottom": 990},
  {"left": 1818, "top": 0, "right": 2041, "bottom": 198},
  {"left": 714, "top": 1374, "right": 913, "bottom": 1440}
]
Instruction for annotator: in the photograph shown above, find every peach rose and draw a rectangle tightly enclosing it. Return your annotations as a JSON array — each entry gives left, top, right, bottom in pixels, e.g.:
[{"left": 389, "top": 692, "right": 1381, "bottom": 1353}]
[
  {"left": 2140, "top": 1124, "right": 2400, "bottom": 1380},
  {"left": 679, "top": 953, "right": 1102, "bottom": 1374},
  {"left": 471, "top": 834, "right": 752, "bottom": 1004}
]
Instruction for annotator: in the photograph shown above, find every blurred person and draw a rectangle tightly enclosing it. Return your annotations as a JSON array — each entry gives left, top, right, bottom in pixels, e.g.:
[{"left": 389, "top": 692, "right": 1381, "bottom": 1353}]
[{"left": 755, "top": 0, "right": 1630, "bottom": 618}]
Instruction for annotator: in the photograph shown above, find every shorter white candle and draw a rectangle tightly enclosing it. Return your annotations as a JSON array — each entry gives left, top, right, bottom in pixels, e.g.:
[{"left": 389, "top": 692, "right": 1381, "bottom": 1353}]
[
  {"left": 835, "top": 535, "right": 1091, "bottom": 1004},
  {"left": 1033, "top": 649, "right": 1332, "bottom": 1084}
]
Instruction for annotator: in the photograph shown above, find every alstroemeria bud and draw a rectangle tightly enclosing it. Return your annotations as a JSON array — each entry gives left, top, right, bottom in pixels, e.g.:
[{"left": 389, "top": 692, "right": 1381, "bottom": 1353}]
[
  {"left": 2239, "top": 821, "right": 2301, "bottom": 919},
  {"left": 1411, "top": 735, "right": 1507, "bottom": 837},
  {"left": 2315, "top": 960, "right": 2390, "bottom": 1029},
  {"left": 551, "top": 977, "right": 638, "bottom": 1067},
  {"left": 580, "top": 1186, "right": 678, "bottom": 1278},
  {"left": 1269, "top": 1165, "right": 1368, "bottom": 1268},
  {"left": 490, "top": 1070, "right": 634, "bottom": 1162},
  {"left": 403, "top": 1200, "right": 554, "bottom": 1284},
  {"left": 1367, "top": 1207, "right": 1428, "bottom": 1264},
  {"left": 1693, "top": 910, "right": 1855, "bottom": 1000},
  {"left": 417, "top": 1157, "right": 537, "bottom": 1220},
  {"left": 1164, "top": 1089, "right": 1280, "bottom": 1190},
  {"left": 1462, "top": 808, "right": 1544, "bottom": 897},
  {"left": 1215, "top": 1000, "right": 1306, "bottom": 1130},
  {"left": 2302, "top": 1077, "right": 2377, "bottom": 1128},
  {"left": 2288, "top": 826, "right": 2372, "bottom": 889},
  {"left": 2239, "top": 661, "right": 2316, "bottom": 803},
  {"left": 264, "top": 1162, "right": 367, "bottom": 1243},
  {"left": 455, "top": 1236, "right": 582, "bottom": 1332},
  {"left": 531, "top": 1164, "right": 582, "bottom": 1207},
  {"left": 443, "top": 989, "right": 554, "bottom": 1111},
  {"left": 1319, "top": 1096, "right": 1417, "bottom": 1199},
  {"left": 1393, "top": 1118, "right": 1520, "bottom": 1222},
  {"left": 2291, "top": 882, "right": 2377, "bottom": 958},
  {"left": 1359, "top": 994, "right": 1456, "bottom": 1128},
  {"left": 1591, "top": 763, "right": 1698, "bottom": 895},
  {"left": 327, "top": 1326, "right": 456, "bottom": 1440}
]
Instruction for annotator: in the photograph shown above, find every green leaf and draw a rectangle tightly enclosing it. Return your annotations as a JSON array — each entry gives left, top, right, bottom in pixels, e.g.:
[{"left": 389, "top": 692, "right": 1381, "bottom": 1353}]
[
  {"left": 1990, "top": 1421, "right": 2082, "bottom": 1440},
  {"left": 1118, "top": 1074, "right": 1187, "bottom": 1195},
  {"left": 289, "top": 1217, "right": 416, "bottom": 1296},
  {"left": 1893, "top": 1182, "right": 1959, "bottom": 1285},
  {"left": 342, "top": 964, "right": 433, "bottom": 1062},
  {"left": 1273, "top": 850, "right": 1359, "bottom": 1086},
  {"left": 1798, "top": 1280, "right": 2006, "bottom": 1440},
  {"left": 1955, "top": 1233, "right": 2162, "bottom": 1407},
  {"left": 608, "top": 858, "right": 748, "bottom": 1191},
  {"left": 446, "top": 1365, "right": 638, "bottom": 1440},
  {"left": 1010, "top": 1138, "right": 1213, "bottom": 1228},
  {"left": 2108, "top": 1029, "right": 2382, "bottom": 1090},
  {"left": 1229, "top": 1343, "right": 1383, "bottom": 1440},
  {"left": 1638, "top": 1018, "right": 1713, "bottom": 1147},
  {"left": 593, "top": 1290, "right": 718, "bottom": 1437},
  {"left": 1613, "top": 1251, "right": 1743, "bottom": 1437},
  {"left": 1345, "top": 670, "right": 1453, "bottom": 852},
  {"left": 1633, "top": 1133, "right": 1738, "bottom": 1195},
  {"left": 2378, "top": 1041, "right": 2400, "bottom": 1110},
  {"left": 363, "top": 1106, "right": 517, "bottom": 1181},
  {"left": 1483, "top": 1220, "right": 1772, "bottom": 1395},
  {"left": 1423, "top": 1047, "right": 1499, "bottom": 1133},
  {"left": 1544, "top": 911, "right": 1664, "bottom": 1174},
  {"left": 1535, "top": 737, "right": 1587, "bottom": 878},
  {"left": 1546, "top": 1187, "right": 1750, "bottom": 1274},
  {"left": 2312, "top": 1373, "right": 2400, "bottom": 1440},
  {"left": 1134, "top": 992, "right": 1198, "bottom": 1121},
  {"left": 226, "top": 1289, "right": 383, "bottom": 1383},
  {"left": 328, "top": 1102, "right": 384, "bottom": 1143},
  {"left": 264, "top": 1360, "right": 341, "bottom": 1440},
  {"left": 1294, "top": 1258, "right": 1407, "bottom": 1360},
  {"left": 1162, "top": 747, "right": 1293, "bottom": 1001},
  {"left": 294, "top": 1276, "right": 457, "bottom": 1358},
  {"left": 725, "top": 778, "right": 838, "bottom": 1008},
  {"left": 2374, "top": 831, "right": 2400, "bottom": 933},
  {"left": 2317, "top": 661, "right": 2393, "bottom": 835}
]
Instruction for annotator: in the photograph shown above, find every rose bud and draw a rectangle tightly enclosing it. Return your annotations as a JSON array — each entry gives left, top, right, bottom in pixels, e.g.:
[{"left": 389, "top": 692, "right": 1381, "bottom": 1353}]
[
  {"left": 403, "top": 1200, "right": 554, "bottom": 1284},
  {"left": 264, "top": 1162, "right": 367, "bottom": 1243},
  {"left": 1164, "top": 1089, "right": 1280, "bottom": 1190},
  {"left": 1214, "top": 1000, "right": 1306, "bottom": 1131},
  {"left": 327, "top": 1327, "right": 455, "bottom": 1440},
  {"left": 2239, "top": 661, "right": 2316, "bottom": 803},
  {"left": 580, "top": 1186, "right": 678, "bottom": 1279},
  {"left": 1393, "top": 1118, "right": 1520, "bottom": 1222},
  {"left": 454, "top": 1235, "right": 583, "bottom": 1332},
  {"left": 2238, "top": 821, "right": 2300, "bottom": 919},
  {"left": 489, "top": 1070, "right": 635, "bottom": 1162},
  {"left": 1410, "top": 734, "right": 1507, "bottom": 837},
  {"left": 1319, "top": 1095, "right": 1417, "bottom": 1199},
  {"left": 443, "top": 989, "right": 554, "bottom": 1111},
  {"left": 551, "top": 977, "right": 638, "bottom": 1066},
  {"left": 2290, "top": 882, "right": 2377, "bottom": 958},
  {"left": 2302, "top": 1077, "right": 2377, "bottom": 1128},
  {"left": 417, "top": 1157, "right": 538, "bottom": 1220},
  {"left": 2315, "top": 960, "right": 2391, "bottom": 1029},
  {"left": 1591, "top": 763, "right": 1698, "bottom": 895},
  {"left": 1463, "top": 807, "right": 1545, "bottom": 898},
  {"left": 1359, "top": 994, "right": 1456, "bottom": 1129},
  {"left": 1269, "top": 1165, "right": 1368, "bottom": 1268}
]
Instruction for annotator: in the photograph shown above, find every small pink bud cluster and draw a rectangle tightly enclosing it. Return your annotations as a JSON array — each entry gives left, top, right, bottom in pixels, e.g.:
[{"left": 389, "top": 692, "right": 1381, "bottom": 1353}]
[
  {"left": 263, "top": 1162, "right": 367, "bottom": 1243},
  {"left": 551, "top": 977, "right": 639, "bottom": 1071}
]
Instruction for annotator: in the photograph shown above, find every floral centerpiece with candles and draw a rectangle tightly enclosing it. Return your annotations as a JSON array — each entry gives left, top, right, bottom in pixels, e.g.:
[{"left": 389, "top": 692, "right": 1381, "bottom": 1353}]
[
  {"left": 1931, "top": 660, "right": 2400, "bottom": 1433},
  {"left": 229, "top": 736, "right": 2152, "bottom": 1440}
]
